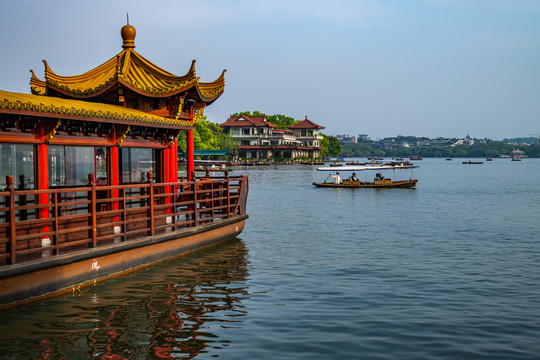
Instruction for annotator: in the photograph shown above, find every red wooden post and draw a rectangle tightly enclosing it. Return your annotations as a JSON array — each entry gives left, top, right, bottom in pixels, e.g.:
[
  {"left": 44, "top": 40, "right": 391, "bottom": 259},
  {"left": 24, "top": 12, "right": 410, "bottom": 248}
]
[
  {"left": 192, "top": 173, "right": 198, "bottom": 226},
  {"left": 121, "top": 187, "right": 127, "bottom": 242},
  {"left": 6, "top": 176, "right": 16, "bottom": 264},
  {"left": 148, "top": 172, "right": 154, "bottom": 235},
  {"left": 163, "top": 147, "right": 172, "bottom": 217},
  {"left": 108, "top": 143, "right": 120, "bottom": 235},
  {"left": 170, "top": 141, "right": 179, "bottom": 228},
  {"left": 52, "top": 193, "right": 59, "bottom": 256},
  {"left": 37, "top": 123, "right": 50, "bottom": 241},
  {"left": 171, "top": 141, "right": 179, "bottom": 183},
  {"left": 88, "top": 174, "right": 97, "bottom": 248},
  {"left": 226, "top": 174, "right": 231, "bottom": 217},
  {"left": 187, "top": 129, "right": 194, "bottom": 181}
]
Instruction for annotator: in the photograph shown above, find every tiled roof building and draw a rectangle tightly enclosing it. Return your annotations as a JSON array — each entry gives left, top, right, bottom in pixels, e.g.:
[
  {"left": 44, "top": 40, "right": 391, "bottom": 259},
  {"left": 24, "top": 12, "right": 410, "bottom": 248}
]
[{"left": 220, "top": 115, "right": 325, "bottom": 160}]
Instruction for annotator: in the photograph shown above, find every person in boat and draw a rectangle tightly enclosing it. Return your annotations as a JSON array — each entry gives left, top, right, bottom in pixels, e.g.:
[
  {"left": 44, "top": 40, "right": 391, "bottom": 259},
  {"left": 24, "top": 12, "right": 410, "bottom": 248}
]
[
  {"left": 349, "top": 173, "right": 358, "bottom": 181},
  {"left": 329, "top": 172, "right": 342, "bottom": 184},
  {"left": 375, "top": 173, "right": 385, "bottom": 181}
]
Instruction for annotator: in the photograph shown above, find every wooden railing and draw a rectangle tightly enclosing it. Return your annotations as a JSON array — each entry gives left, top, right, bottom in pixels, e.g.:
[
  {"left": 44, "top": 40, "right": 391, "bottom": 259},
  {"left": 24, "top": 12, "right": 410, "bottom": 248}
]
[{"left": 0, "top": 172, "right": 248, "bottom": 265}]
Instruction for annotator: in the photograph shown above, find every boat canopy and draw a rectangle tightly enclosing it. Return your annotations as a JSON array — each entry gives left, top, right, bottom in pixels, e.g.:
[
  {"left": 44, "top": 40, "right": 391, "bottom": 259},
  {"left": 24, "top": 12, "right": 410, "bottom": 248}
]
[{"left": 317, "top": 165, "right": 419, "bottom": 171}]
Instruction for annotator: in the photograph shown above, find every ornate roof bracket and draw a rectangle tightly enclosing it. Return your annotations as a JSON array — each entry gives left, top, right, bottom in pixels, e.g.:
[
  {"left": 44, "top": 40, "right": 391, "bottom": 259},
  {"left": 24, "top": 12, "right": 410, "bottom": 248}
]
[
  {"left": 30, "top": 119, "right": 61, "bottom": 141},
  {"left": 106, "top": 124, "right": 130, "bottom": 144},
  {"left": 165, "top": 130, "right": 181, "bottom": 146},
  {"left": 115, "top": 124, "right": 130, "bottom": 144},
  {"left": 43, "top": 119, "right": 62, "bottom": 141},
  {"left": 193, "top": 104, "right": 206, "bottom": 124},
  {"left": 170, "top": 96, "right": 184, "bottom": 120}
]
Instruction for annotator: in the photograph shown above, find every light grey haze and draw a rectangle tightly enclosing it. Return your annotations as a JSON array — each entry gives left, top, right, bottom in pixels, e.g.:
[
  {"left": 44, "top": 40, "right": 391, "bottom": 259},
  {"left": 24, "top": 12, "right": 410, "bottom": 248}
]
[{"left": 1, "top": 0, "right": 539, "bottom": 140}]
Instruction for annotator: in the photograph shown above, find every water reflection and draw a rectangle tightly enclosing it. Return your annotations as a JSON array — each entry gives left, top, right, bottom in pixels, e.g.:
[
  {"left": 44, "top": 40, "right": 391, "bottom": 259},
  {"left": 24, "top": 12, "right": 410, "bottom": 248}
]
[{"left": 0, "top": 239, "right": 250, "bottom": 359}]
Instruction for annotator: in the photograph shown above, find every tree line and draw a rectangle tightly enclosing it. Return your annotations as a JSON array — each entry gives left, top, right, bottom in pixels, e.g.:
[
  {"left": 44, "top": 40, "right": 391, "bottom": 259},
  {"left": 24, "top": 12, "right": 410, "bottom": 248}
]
[
  {"left": 341, "top": 142, "right": 540, "bottom": 158},
  {"left": 177, "top": 113, "right": 538, "bottom": 159}
]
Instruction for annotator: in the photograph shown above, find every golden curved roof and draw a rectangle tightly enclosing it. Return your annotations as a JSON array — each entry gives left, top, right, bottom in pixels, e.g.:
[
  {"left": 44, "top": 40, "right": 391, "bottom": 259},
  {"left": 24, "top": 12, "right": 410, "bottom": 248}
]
[
  {"left": 30, "top": 25, "right": 225, "bottom": 102},
  {"left": 0, "top": 89, "right": 193, "bottom": 129}
]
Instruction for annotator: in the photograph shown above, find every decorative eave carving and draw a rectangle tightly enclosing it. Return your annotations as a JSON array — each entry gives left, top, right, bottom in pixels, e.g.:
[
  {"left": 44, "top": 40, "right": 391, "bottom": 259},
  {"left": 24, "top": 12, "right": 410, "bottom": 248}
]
[
  {"left": 192, "top": 105, "right": 206, "bottom": 124},
  {"left": 43, "top": 119, "right": 62, "bottom": 141},
  {"left": 115, "top": 124, "right": 130, "bottom": 144}
]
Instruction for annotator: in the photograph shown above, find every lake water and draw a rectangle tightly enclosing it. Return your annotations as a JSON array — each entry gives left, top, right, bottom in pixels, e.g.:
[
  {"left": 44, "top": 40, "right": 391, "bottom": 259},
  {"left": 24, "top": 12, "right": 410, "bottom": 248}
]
[{"left": 1, "top": 158, "right": 540, "bottom": 359}]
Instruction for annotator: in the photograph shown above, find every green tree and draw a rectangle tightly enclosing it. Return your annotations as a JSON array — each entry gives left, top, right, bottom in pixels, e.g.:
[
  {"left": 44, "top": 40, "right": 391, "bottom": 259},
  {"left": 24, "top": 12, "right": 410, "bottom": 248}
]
[
  {"left": 266, "top": 114, "right": 299, "bottom": 129},
  {"left": 217, "top": 133, "right": 239, "bottom": 150},
  {"left": 231, "top": 110, "right": 265, "bottom": 117},
  {"left": 335, "top": 140, "right": 540, "bottom": 158},
  {"left": 320, "top": 134, "right": 342, "bottom": 157},
  {"left": 177, "top": 116, "right": 220, "bottom": 153},
  {"left": 230, "top": 111, "right": 300, "bottom": 130}
]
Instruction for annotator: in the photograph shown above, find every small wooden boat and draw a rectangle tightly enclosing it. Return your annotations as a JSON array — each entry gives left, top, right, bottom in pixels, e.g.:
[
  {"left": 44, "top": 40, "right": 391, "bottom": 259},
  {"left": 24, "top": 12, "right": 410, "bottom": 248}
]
[
  {"left": 329, "top": 163, "right": 343, "bottom": 167},
  {"left": 463, "top": 160, "right": 483, "bottom": 164},
  {"left": 313, "top": 178, "right": 418, "bottom": 188},
  {"left": 314, "top": 164, "right": 419, "bottom": 189}
]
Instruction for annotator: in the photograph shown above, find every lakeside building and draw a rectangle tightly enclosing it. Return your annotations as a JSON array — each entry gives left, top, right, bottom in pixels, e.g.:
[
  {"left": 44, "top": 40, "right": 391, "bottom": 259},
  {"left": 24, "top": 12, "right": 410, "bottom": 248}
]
[
  {"left": 340, "top": 134, "right": 485, "bottom": 150},
  {"left": 357, "top": 134, "right": 371, "bottom": 142},
  {"left": 453, "top": 134, "right": 474, "bottom": 146},
  {"left": 220, "top": 115, "right": 325, "bottom": 160},
  {"left": 0, "top": 24, "right": 248, "bottom": 308},
  {"left": 336, "top": 135, "right": 357, "bottom": 144}
]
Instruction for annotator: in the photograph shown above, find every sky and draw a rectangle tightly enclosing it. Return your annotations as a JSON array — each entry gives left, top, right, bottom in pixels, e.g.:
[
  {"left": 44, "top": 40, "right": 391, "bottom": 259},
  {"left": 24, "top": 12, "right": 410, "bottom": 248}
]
[{"left": 1, "top": 0, "right": 539, "bottom": 140}]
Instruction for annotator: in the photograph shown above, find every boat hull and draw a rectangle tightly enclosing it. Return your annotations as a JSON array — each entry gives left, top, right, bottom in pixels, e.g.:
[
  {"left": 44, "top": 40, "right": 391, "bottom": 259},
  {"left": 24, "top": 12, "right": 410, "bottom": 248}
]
[
  {"left": 312, "top": 179, "right": 418, "bottom": 188},
  {"left": 0, "top": 215, "right": 247, "bottom": 309}
]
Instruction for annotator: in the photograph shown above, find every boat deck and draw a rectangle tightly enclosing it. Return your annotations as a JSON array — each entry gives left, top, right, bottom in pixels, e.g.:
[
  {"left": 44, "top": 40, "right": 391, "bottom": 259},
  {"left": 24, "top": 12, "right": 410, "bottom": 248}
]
[{"left": 0, "top": 175, "right": 248, "bottom": 266}]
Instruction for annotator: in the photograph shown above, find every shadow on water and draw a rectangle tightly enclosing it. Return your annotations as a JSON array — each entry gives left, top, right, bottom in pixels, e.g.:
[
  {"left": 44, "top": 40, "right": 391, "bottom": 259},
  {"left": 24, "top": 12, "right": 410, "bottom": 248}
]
[{"left": 0, "top": 238, "right": 250, "bottom": 359}]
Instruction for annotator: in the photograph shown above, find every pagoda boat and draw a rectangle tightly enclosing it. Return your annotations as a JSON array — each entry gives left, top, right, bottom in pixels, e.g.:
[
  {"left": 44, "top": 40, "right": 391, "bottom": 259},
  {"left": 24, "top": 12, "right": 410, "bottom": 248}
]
[{"left": 0, "top": 25, "right": 248, "bottom": 308}]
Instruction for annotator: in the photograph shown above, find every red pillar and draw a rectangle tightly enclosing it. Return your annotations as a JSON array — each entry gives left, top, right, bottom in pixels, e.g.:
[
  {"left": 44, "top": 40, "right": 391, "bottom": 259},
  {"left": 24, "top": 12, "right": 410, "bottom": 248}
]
[
  {"left": 163, "top": 147, "right": 172, "bottom": 210},
  {"left": 170, "top": 141, "right": 179, "bottom": 183},
  {"left": 169, "top": 142, "right": 179, "bottom": 214},
  {"left": 163, "top": 147, "right": 170, "bottom": 183},
  {"left": 187, "top": 129, "right": 194, "bottom": 181},
  {"left": 108, "top": 129, "right": 119, "bottom": 223},
  {"left": 37, "top": 123, "right": 49, "bottom": 234}
]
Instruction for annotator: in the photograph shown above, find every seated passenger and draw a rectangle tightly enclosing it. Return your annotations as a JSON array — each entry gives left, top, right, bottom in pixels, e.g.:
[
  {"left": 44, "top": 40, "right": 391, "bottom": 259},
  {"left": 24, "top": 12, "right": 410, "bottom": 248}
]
[{"left": 349, "top": 173, "right": 358, "bottom": 181}]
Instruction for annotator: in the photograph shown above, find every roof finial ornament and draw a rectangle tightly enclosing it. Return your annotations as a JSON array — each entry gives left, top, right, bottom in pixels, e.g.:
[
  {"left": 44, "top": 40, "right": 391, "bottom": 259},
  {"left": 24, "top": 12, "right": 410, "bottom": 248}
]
[{"left": 121, "top": 16, "right": 136, "bottom": 49}]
